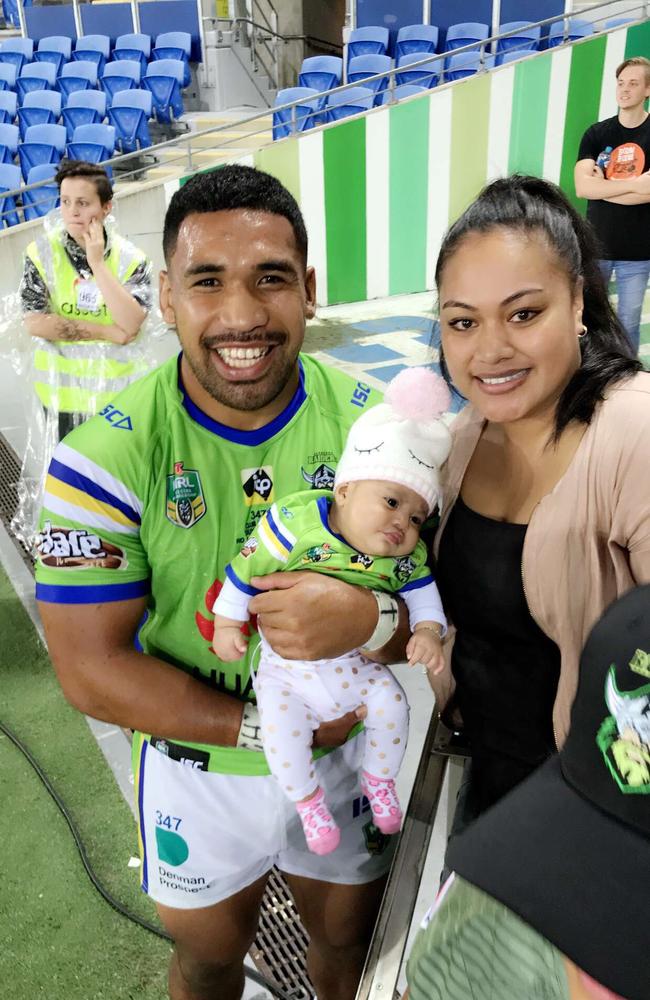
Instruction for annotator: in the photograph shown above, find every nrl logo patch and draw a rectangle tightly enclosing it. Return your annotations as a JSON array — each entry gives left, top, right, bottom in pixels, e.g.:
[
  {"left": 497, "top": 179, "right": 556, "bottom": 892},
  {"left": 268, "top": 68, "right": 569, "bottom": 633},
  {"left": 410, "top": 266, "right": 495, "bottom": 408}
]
[
  {"left": 166, "top": 462, "right": 206, "bottom": 529},
  {"left": 596, "top": 663, "right": 650, "bottom": 793},
  {"left": 302, "top": 463, "right": 336, "bottom": 490}
]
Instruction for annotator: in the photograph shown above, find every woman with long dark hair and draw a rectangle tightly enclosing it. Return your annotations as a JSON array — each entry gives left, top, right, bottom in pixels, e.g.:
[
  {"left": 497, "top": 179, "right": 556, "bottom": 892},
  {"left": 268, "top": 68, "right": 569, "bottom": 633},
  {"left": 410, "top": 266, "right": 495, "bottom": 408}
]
[{"left": 431, "top": 174, "right": 650, "bottom": 821}]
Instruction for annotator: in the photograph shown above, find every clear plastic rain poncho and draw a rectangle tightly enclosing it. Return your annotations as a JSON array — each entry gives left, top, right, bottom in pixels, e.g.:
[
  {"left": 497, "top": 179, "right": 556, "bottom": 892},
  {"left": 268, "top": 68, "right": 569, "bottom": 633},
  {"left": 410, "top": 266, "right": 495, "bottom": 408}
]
[{"left": 5, "top": 208, "right": 169, "bottom": 550}]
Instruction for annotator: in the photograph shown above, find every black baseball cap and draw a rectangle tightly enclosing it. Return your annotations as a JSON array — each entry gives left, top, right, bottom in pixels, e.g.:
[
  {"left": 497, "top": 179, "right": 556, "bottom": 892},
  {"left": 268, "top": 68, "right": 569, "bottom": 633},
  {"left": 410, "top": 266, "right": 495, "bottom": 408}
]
[{"left": 447, "top": 585, "right": 650, "bottom": 1000}]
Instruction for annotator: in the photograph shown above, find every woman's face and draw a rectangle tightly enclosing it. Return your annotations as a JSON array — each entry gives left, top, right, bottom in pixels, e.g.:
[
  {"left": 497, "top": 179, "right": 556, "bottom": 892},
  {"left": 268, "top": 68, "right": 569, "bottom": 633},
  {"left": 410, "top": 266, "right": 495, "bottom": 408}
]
[
  {"left": 60, "top": 177, "right": 110, "bottom": 240},
  {"left": 438, "top": 228, "right": 584, "bottom": 427}
]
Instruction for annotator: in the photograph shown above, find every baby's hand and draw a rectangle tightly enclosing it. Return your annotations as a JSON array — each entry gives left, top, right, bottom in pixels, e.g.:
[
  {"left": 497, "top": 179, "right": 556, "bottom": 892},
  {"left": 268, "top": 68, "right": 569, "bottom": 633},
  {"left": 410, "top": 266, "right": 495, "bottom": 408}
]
[
  {"left": 406, "top": 628, "right": 445, "bottom": 676},
  {"left": 212, "top": 625, "right": 248, "bottom": 661}
]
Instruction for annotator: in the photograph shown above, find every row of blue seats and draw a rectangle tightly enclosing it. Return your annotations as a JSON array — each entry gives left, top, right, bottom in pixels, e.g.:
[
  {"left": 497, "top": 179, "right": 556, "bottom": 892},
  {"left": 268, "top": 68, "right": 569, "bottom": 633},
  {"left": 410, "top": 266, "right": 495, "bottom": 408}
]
[
  {"left": 0, "top": 57, "right": 185, "bottom": 125},
  {"left": 0, "top": 88, "right": 153, "bottom": 148},
  {"left": 346, "top": 16, "right": 627, "bottom": 63},
  {"left": 0, "top": 121, "right": 123, "bottom": 179},
  {"left": 0, "top": 33, "right": 193, "bottom": 85},
  {"left": 0, "top": 162, "right": 58, "bottom": 226},
  {"left": 274, "top": 49, "right": 519, "bottom": 139}
]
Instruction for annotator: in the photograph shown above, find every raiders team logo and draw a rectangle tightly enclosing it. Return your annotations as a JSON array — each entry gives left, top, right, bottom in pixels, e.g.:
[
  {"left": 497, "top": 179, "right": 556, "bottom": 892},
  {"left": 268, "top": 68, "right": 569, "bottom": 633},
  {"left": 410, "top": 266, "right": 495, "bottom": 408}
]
[
  {"left": 394, "top": 556, "right": 416, "bottom": 584},
  {"left": 166, "top": 462, "right": 207, "bottom": 529},
  {"left": 241, "top": 467, "right": 274, "bottom": 505},
  {"left": 302, "top": 463, "right": 336, "bottom": 490}
]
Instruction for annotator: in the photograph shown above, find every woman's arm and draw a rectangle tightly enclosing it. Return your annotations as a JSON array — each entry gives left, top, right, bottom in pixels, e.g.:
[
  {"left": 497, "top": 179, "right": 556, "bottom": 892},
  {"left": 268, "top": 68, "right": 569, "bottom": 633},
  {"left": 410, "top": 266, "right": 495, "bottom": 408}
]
[
  {"left": 83, "top": 219, "right": 147, "bottom": 337},
  {"left": 24, "top": 312, "right": 136, "bottom": 344}
]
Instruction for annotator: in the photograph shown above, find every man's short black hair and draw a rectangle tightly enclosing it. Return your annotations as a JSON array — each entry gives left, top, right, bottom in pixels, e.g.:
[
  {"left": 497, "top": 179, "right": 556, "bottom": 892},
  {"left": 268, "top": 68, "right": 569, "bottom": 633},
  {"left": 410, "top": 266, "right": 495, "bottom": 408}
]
[{"left": 163, "top": 164, "right": 308, "bottom": 267}]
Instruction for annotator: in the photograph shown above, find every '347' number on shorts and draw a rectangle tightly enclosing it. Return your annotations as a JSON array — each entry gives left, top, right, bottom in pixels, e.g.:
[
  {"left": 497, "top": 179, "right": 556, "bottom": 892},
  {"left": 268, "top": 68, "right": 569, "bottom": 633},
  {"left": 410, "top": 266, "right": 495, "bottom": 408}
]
[{"left": 155, "top": 812, "right": 182, "bottom": 831}]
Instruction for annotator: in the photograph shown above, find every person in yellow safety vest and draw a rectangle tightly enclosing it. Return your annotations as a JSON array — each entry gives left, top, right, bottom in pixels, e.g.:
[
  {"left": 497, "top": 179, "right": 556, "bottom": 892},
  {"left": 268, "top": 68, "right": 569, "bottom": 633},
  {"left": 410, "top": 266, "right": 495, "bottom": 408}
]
[{"left": 20, "top": 159, "right": 152, "bottom": 441}]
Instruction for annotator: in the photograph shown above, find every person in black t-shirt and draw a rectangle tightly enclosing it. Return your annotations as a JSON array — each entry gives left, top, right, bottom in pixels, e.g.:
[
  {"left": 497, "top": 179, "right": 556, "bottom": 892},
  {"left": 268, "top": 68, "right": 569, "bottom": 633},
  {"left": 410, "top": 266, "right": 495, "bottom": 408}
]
[{"left": 575, "top": 56, "right": 650, "bottom": 355}]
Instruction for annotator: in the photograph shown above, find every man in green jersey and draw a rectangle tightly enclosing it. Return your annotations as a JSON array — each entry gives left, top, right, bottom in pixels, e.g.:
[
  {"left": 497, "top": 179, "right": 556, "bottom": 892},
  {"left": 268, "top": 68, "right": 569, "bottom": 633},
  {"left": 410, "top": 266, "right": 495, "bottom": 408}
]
[{"left": 36, "top": 165, "right": 410, "bottom": 1000}]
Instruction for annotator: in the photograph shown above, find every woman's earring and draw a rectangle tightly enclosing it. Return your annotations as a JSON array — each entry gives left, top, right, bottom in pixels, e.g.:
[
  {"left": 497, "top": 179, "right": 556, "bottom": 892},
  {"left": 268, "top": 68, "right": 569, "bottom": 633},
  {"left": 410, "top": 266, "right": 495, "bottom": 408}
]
[{"left": 578, "top": 325, "right": 588, "bottom": 339}]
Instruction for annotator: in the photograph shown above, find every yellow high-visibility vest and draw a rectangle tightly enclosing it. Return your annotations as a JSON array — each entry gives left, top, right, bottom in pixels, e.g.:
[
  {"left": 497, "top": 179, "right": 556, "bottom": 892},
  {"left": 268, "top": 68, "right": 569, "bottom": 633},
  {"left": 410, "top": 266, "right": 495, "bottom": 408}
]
[{"left": 27, "top": 230, "right": 147, "bottom": 414}]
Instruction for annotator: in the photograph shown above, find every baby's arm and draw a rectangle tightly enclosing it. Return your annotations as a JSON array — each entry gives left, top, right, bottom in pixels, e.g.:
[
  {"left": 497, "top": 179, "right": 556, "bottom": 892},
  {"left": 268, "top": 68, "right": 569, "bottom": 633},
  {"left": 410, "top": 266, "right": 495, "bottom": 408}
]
[
  {"left": 212, "top": 613, "right": 249, "bottom": 661},
  {"left": 400, "top": 576, "right": 447, "bottom": 676},
  {"left": 406, "top": 623, "right": 445, "bottom": 674}
]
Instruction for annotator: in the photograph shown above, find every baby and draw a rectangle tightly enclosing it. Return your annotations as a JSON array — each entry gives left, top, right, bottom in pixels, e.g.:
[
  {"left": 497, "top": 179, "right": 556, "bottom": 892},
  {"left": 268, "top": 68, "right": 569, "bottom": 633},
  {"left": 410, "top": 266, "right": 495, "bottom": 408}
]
[{"left": 213, "top": 368, "right": 452, "bottom": 855}]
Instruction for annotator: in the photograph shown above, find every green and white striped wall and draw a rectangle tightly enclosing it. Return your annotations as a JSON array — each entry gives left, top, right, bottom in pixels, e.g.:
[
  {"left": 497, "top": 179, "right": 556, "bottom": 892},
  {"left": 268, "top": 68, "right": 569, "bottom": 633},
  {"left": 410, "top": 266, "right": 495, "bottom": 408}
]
[{"left": 173, "top": 20, "right": 650, "bottom": 306}]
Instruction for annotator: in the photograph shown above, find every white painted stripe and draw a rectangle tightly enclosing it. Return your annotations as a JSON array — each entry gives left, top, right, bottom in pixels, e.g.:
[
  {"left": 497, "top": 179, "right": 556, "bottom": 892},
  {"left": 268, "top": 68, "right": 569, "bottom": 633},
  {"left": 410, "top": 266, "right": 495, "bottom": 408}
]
[
  {"left": 42, "top": 494, "right": 140, "bottom": 535},
  {"left": 236, "top": 153, "right": 255, "bottom": 167},
  {"left": 365, "top": 109, "right": 390, "bottom": 301},
  {"left": 163, "top": 178, "right": 180, "bottom": 206},
  {"left": 425, "top": 88, "right": 452, "bottom": 291},
  {"left": 543, "top": 46, "right": 572, "bottom": 183},
  {"left": 486, "top": 65, "right": 515, "bottom": 182},
  {"left": 55, "top": 442, "right": 143, "bottom": 517},
  {"left": 599, "top": 28, "right": 627, "bottom": 122},
  {"left": 298, "top": 131, "right": 328, "bottom": 306}
]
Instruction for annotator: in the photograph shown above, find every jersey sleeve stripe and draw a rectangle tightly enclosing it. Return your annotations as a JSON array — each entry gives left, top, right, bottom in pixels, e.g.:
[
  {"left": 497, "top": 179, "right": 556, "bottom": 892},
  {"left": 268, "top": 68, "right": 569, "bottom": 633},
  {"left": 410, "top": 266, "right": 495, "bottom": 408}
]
[
  {"left": 36, "top": 579, "right": 150, "bottom": 604},
  {"left": 46, "top": 474, "right": 140, "bottom": 531},
  {"left": 56, "top": 442, "right": 143, "bottom": 517},
  {"left": 43, "top": 490, "right": 140, "bottom": 536},
  {"left": 267, "top": 506, "right": 296, "bottom": 551},
  {"left": 225, "top": 563, "right": 262, "bottom": 597},
  {"left": 258, "top": 515, "right": 289, "bottom": 564},
  {"left": 398, "top": 573, "right": 435, "bottom": 593},
  {"left": 49, "top": 457, "right": 141, "bottom": 526}
]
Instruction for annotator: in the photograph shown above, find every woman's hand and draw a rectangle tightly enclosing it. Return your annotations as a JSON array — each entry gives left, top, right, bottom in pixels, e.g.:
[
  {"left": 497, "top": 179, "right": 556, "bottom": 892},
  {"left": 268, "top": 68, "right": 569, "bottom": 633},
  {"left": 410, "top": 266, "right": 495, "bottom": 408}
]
[
  {"left": 248, "top": 572, "right": 377, "bottom": 661},
  {"left": 81, "top": 218, "right": 106, "bottom": 272}
]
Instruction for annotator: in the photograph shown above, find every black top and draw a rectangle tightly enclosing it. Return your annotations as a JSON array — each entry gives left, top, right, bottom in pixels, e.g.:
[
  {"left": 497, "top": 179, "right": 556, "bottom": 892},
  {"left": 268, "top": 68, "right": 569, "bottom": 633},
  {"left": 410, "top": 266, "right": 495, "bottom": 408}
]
[
  {"left": 437, "top": 496, "right": 560, "bottom": 815},
  {"left": 577, "top": 114, "right": 650, "bottom": 260}
]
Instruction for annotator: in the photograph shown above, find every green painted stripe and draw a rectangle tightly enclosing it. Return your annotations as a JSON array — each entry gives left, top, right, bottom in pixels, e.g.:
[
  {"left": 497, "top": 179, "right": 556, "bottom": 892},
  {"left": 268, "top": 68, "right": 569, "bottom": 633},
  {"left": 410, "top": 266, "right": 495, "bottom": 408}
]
[
  {"left": 508, "top": 53, "right": 552, "bottom": 176},
  {"left": 625, "top": 19, "right": 650, "bottom": 58},
  {"left": 559, "top": 35, "right": 607, "bottom": 212},
  {"left": 323, "top": 118, "right": 367, "bottom": 304},
  {"left": 449, "top": 73, "right": 491, "bottom": 224},
  {"left": 388, "top": 98, "right": 430, "bottom": 295},
  {"left": 254, "top": 140, "right": 301, "bottom": 205}
]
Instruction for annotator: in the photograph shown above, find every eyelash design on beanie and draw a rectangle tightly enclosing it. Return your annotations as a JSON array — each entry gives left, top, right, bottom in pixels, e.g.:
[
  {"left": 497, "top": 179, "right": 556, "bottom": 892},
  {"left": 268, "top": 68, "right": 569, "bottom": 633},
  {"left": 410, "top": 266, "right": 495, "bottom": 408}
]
[
  {"left": 409, "top": 449, "right": 436, "bottom": 469},
  {"left": 354, "top": 443, "right": 383, "bottom": 454}
]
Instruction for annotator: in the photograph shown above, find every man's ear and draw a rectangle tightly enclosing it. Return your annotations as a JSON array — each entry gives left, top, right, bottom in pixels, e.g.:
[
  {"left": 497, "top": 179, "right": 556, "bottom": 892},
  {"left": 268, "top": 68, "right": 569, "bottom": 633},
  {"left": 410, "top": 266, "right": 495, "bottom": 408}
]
[
  {"left": 305, "top": 265, "right": 317, "bottom": 319},
  {"left": 159, "top": 270, "right": 176, "bottom": 325}
]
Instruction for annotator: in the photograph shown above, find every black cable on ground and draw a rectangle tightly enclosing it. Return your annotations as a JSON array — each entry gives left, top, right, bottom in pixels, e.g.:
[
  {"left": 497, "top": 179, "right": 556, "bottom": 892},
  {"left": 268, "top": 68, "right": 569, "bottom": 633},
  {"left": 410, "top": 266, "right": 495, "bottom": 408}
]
[{"left": 0, "top": 718, "right": 298, "bottom": 1000}]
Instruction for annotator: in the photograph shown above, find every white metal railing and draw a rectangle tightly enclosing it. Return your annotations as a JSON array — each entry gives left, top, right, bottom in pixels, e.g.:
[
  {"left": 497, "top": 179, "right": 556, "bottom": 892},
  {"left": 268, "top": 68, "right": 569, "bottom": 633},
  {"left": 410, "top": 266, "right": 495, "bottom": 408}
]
[{"left": 0, "top": 0, "right": 648, "bottom": 228}]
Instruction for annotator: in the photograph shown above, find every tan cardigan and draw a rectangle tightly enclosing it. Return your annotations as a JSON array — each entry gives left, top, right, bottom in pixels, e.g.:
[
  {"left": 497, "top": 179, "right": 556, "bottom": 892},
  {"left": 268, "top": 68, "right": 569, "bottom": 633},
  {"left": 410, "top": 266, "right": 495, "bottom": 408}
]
[{"left": 434, "top": 371, "right": 650, "bottom": 746}]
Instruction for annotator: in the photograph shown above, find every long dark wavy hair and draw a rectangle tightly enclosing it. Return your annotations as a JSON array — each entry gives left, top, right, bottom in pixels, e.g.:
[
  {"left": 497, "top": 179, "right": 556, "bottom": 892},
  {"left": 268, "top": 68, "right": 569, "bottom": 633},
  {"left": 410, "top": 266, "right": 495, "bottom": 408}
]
[{"left": 434, "top": 174, "right": 642, "bottom": 440}]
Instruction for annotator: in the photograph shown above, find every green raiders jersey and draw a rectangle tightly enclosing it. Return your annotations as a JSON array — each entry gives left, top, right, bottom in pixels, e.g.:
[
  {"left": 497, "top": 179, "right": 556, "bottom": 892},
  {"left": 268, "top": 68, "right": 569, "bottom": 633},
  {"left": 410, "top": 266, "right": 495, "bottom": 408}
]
[
  {"left": 220, "top": 488, "right": 432, "bottom": 612},
  {"left": 35, "top": 353, "right": 380, "bottom": 775}
]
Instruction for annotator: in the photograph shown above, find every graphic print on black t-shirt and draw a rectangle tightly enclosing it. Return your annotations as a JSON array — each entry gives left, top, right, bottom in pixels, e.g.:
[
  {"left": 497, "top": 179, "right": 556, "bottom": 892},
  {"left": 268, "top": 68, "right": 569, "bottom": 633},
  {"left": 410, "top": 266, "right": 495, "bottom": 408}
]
[{"left": 606, "top": 141, "right": 645, "bottom": 179}]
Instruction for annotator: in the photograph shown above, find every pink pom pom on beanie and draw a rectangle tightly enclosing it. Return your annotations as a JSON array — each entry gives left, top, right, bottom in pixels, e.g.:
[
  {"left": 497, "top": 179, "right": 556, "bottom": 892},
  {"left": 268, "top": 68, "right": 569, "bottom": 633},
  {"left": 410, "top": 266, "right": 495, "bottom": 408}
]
[{"left": 334, "top": 367, "right": 452, "bottom": 514}]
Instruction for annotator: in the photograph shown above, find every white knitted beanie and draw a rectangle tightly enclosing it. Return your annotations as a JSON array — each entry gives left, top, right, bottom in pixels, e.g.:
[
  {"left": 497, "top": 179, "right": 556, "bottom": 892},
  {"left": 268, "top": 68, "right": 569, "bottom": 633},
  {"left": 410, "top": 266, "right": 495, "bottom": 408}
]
[{"left": 334, "top": 367, "right": 452, "bottom": 513}]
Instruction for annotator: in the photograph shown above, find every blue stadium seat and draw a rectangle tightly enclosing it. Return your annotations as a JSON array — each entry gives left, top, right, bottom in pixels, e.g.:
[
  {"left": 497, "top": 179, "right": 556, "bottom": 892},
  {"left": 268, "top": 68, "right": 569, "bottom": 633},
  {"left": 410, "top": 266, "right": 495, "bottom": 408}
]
[
  {"left": 23, "top": 163, "right": 59, "bottom": 220},
  {"left": 0, "top": 122, "right": 19, "bottom": 163},
  {"left": 73, "top": 35, "right": 111, "bottom": 75},
  {"left": 114, "top": 33, "right": 151, "bottom": 74},
  {"left": 395, "top": 53, "right": 442, "bottom": 89},
  {"left": 57, "top": 61, "right": 98, "bottom": 98},
  {"left": 0, "top": 37, "right": 34, "bottom": 75},
  {"left": 325, "top": 85, "right": 374, "bottom": 122},
  {"left": 34, "top": 36, "right": 73, "bottom": 76},
  {"left": 273, "top": 86, "right": 320, "bottom": 139},
  {"left": 446, "top": 51, "right": 495, "bottom": 81},
  {"left": 0, "top": 64, "right": 17, "bottom": 93},
  {"left": 380, "top": 82, "right": 427, "bottom": 104},
  {"left": 548, "top": 18, "right": 595, "bottom": 47},
  {"left": 347, "top": 26, "right": 389, "bottom": 63},
  {"left": 67, "top": 122, "right": 116, "bottom": 165},
  {"left": 62, "top": 89, "right": 107, "bottom": 140},
  {"left": 101, "top": 60, "right": 141, "bottom": 102},
  {"left": 347, "top": 54, "right": 392, "bottom": 104},
  {"left": 18, "top": 89, "right": 62, "bottom": 139},
  {"left": 107, "top": 89, "right": 152, "bottom": 152},
  {"left": 497, "top": 21, "right": 541, "bottom": 60},
  {"left": 298, "top": 56, "right": 343, "bottom": 107},
  {"left": 143, "top": 59, "right": 184, "bottom": 123},
  {"left": 0, "top": 91, "right": 17, "bottom": 124},
  {"left": 17, "top": 63, "right": 56, "bottom": 103},
  {"left": 0, "top": 162, "right": 21, "bottom": 228},
  {"left": 444, "top": 22, "right": 490, "bottom": 55},
  {"left": 19, "top": 122, "right": 66, "bottom": 178},
  {"left": 395, "top": 24, "right": 439, "bottom": 63},
  {"left": 152, "top": 32, "right": 191, "bottom": 87}
]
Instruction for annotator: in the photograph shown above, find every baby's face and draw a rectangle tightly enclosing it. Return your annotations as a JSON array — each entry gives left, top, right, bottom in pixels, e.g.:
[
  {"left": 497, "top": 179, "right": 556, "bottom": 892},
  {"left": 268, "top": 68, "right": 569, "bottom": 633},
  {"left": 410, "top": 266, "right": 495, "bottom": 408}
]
[{"left": 333, "top": 480, "right": 428, "bottom": 557}]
